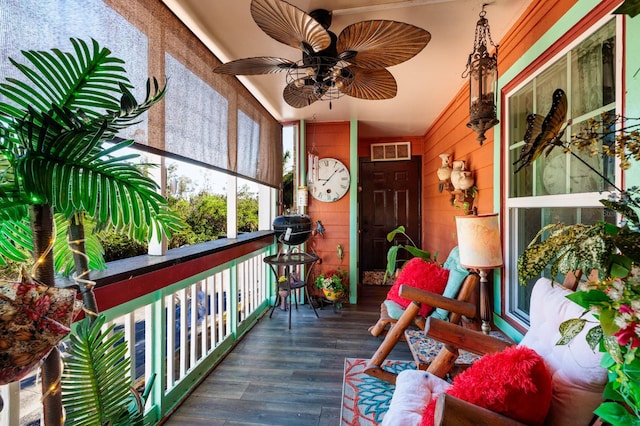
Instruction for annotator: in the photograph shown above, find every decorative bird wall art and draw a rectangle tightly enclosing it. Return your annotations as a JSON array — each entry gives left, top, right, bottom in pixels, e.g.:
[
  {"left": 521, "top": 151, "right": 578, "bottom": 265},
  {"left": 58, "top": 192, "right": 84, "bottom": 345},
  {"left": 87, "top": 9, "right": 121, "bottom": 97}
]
[
  {"left": 514, "top": 88, "right": 569, "bottom": 173},
  {"left": 213, "top": 0, "right": 431, "bottom": 108}
]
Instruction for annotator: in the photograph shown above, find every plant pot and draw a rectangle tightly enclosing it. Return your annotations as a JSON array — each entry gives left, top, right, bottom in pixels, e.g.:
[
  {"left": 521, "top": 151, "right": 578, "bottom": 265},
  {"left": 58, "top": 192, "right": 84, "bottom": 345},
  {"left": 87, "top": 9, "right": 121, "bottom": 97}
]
[{"left": 322, "top": 288, "right": 343, "bottom": 301}]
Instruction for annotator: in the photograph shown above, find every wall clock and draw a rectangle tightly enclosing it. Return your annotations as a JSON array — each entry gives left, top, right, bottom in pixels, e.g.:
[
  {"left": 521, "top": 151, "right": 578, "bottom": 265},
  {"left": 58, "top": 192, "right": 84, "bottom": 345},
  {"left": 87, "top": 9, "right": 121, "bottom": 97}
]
[{"left": 309, "top": 158, "right": 350, "bottom": 202}]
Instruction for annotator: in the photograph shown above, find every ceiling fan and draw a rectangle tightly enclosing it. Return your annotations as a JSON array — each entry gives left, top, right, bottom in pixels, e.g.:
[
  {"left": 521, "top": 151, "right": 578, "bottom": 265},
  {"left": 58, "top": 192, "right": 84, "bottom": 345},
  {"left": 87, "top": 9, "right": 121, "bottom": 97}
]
[{"left": 213, "top": 0, "right": 431, "bottom": 108}]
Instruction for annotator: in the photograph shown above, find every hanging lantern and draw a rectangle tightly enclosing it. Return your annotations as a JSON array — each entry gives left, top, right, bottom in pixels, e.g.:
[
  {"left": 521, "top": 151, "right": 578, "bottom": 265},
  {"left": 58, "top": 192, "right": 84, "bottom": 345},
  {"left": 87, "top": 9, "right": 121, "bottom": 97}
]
[{"left": 463, "top": 6, "right": 499, "bottom": 145}]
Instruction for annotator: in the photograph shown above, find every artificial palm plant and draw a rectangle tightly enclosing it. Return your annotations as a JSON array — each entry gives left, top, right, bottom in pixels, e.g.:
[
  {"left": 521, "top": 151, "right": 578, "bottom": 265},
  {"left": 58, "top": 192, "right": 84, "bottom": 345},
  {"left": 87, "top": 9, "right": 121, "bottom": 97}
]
[
  {"left": 0, "top": 38, "right": 182, "bottom": 424},
  {"left": 63, "top": 314, "right": 154, "bottom": 426}
]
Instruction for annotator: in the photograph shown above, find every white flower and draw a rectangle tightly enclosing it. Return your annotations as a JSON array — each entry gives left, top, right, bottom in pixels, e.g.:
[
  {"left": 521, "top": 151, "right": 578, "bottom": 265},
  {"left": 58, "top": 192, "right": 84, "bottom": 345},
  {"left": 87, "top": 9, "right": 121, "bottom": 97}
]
[
  {"left": 615, "top": 315, "right": 629, "bottom": 329},
  {"left": 612, "top": 278, "right": 625, "bottom": 292},
  {"left": 608, "top": 288, "right": 624, "bottom": 301}
]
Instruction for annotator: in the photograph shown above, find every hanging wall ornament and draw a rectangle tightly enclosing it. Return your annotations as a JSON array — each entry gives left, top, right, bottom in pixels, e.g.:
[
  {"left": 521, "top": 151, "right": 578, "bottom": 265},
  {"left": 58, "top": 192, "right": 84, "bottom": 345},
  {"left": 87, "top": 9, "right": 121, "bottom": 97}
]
[
  {"left": 308, "top": 151, "right": 319, "bottom": 184},
  {"left": 0, "top": 269, "right": 82, "bottom": 385}
]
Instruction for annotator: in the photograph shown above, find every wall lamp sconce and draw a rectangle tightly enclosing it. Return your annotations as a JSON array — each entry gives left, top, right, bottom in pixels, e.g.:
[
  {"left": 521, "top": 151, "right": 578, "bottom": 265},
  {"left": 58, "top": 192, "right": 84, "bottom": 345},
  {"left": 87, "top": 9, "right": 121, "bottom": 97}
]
[
  {"left": 437, "top": 154, "right": 476, "bottom": 214},
  {"left": 462, "top": 5, "right": 499, "bottom": 145}
]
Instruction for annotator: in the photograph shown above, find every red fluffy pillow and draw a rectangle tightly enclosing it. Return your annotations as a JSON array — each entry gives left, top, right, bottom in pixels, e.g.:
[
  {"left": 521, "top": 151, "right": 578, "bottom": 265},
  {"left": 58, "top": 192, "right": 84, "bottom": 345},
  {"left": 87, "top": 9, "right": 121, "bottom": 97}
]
[
  {"left": 421, "top": 346, "right": 553, "bottom": 426},
  {"left": 386, "top": 258, "right": 449, "bottom": 317}
]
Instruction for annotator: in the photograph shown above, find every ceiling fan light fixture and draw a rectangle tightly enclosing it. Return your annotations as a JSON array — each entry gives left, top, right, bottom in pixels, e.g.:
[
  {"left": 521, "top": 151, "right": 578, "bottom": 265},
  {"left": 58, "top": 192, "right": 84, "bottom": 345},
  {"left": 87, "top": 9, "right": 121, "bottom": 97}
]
[{"left": 215, "top": 0, "right": 431, "bottom": 109}]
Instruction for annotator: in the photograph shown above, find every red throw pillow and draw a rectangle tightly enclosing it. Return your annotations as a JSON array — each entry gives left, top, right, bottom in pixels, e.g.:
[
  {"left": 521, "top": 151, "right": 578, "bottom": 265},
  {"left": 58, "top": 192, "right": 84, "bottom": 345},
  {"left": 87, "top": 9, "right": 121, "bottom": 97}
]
[
  {"left": 421, "top": 346, "right": 553, "bottom": 426},
  {"left": 385, "top": 258, "right": 450, "bottom": 317}
]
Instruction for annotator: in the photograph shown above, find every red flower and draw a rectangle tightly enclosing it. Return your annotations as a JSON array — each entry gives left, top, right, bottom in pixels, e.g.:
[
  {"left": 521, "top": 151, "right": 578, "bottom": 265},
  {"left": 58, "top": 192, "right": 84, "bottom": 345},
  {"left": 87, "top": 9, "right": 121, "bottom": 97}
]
[
  {"left": 619, "top": 304, "right": 634, "bottom": 315},
  {"left": 613, "top": 322, "right": 640, "bottom": 349}
]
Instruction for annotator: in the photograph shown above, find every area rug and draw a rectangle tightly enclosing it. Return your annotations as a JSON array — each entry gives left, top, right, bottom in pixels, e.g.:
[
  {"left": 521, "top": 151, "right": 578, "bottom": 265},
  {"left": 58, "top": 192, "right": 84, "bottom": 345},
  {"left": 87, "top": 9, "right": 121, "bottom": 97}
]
[{"left": 341, "top": 358, "right": 415, "bottom": 426}]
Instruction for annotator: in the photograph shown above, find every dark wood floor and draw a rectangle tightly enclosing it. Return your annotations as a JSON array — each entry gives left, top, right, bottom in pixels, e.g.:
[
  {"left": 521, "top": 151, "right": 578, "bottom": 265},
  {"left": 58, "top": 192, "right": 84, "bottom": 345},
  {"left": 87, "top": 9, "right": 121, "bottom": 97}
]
[{"left": 162, "top": 285, "right": 412, "bottom": 425}]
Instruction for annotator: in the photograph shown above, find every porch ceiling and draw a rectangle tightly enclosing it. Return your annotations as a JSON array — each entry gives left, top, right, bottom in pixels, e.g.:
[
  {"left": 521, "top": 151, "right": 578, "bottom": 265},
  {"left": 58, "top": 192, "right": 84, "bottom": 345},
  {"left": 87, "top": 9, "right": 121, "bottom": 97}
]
[{"left": 162, "top": 0, "right": 533, "bottom": 138}]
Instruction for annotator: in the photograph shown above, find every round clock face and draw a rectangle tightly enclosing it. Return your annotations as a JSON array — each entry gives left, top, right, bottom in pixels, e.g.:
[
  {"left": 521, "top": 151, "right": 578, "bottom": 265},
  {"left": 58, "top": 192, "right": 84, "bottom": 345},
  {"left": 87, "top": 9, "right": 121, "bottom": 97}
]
[{"left": 309, "top": 158, "right": 350, "bottom": 202}]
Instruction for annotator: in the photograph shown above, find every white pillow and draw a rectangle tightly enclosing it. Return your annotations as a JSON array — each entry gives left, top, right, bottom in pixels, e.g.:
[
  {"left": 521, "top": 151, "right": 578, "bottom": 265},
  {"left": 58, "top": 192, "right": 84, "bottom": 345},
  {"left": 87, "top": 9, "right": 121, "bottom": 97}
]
[{"left": 381, "top": 370, "right": 450, "bottom": 426}]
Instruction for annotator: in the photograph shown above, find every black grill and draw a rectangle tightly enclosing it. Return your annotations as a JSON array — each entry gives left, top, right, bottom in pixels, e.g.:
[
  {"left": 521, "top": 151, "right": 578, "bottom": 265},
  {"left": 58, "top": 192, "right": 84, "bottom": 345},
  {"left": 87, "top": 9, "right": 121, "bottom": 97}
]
[{"left": 272, "top": 215, "right": 312, "bottom": 245}]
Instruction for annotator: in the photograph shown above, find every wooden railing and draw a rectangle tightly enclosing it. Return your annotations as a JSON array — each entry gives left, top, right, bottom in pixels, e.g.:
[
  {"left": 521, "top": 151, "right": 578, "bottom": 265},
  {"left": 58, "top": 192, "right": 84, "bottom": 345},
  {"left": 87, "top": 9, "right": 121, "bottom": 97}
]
[{"left": 0, "top": 232, "right": 275, "bottom": 425}]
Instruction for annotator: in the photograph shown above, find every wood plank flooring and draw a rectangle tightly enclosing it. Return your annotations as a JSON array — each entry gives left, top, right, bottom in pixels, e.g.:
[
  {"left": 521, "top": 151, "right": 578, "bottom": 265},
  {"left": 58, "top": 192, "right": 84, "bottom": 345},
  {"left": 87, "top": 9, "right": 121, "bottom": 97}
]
[{"left": 162, "top": 285, "right": 413, "bottom": 425}]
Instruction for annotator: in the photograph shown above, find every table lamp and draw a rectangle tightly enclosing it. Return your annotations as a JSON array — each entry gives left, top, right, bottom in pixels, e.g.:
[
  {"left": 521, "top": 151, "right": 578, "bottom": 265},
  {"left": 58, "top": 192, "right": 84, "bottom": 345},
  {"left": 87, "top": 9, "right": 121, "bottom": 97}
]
[{"left": 455, "top": 213, "right": 503, "bottom": 334}]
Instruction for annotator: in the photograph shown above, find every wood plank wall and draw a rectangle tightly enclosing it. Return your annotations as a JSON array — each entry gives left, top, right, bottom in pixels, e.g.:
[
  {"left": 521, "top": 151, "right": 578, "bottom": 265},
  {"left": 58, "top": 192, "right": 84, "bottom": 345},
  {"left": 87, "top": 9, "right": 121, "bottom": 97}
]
[
  {"left": 305, "top": 122, "right": 352, "bottom": 289},
  {"left": 420, "top": 0, "right": 578, "bottom": 258}
]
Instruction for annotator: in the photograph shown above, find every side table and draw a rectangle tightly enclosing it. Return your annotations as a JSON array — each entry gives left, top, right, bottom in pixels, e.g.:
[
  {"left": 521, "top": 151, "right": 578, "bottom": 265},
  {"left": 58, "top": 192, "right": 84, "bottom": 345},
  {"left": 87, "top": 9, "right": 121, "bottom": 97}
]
[{"left": 264, "top": 252, "right": 320, "bottom": 329}]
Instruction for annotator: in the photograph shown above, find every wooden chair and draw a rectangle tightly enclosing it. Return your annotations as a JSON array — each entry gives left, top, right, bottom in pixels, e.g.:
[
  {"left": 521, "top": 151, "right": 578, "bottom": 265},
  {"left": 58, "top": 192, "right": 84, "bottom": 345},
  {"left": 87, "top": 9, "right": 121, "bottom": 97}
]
[
  {"left": 368, "top": 247, "right": 474, "bottom": 338},
  {"left": 364, "top": 273, "right": 480, "bottom": 384},
  {"left": 382, "top": 277, "right": 607, "bottom": 426}
]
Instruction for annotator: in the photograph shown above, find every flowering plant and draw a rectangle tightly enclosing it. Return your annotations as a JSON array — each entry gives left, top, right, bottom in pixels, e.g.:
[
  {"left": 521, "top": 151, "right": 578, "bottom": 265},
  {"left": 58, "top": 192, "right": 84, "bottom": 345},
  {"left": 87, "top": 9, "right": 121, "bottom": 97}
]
[
  {"left": 513, "top": 95, "right": 640, "bottom": 424},
  {"left": 560, "top": 261, "right": 640, "bottom": 424},
  {"left": 314, "top": 269, "right": 348, "bottom": 293},
  {"left": 519, "top": 188, "right": 640, "bottom": 425}
]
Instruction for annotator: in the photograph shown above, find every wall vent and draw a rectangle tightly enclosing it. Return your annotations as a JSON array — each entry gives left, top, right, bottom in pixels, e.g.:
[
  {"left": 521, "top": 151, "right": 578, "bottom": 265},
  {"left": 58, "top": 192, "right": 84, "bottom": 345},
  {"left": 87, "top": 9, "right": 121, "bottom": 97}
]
[{"left": 370, "top": 141, "right": 411, "bottom": 161}]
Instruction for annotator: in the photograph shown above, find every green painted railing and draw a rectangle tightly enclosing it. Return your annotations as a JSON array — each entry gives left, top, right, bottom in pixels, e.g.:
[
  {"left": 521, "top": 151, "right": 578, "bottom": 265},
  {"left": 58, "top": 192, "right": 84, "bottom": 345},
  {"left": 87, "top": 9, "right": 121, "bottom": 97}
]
[{"left": 0, "top": 232, "right": 276, "bottom": 425}]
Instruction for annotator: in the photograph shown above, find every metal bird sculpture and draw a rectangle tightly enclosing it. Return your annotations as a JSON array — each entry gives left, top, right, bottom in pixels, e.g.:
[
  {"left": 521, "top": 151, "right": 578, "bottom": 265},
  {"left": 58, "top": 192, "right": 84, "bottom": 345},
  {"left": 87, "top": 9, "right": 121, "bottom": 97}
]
[
  {"left": 213, "top": 0, "right": 431, "bottom": 108},
  {"left": 514, "top": 88, "right": 568, "bottom": 173}
]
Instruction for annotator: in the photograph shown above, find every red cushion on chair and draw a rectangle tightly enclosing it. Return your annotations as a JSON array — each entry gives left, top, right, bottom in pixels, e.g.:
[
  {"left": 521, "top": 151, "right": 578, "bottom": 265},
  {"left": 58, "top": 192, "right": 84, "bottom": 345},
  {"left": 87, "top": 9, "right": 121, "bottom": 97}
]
[
  {"left": 385, "top": 258, "right": 449, "bottom": 317},
  {"left": 421, "top": 346, "right": 553, "bottom": 426}
]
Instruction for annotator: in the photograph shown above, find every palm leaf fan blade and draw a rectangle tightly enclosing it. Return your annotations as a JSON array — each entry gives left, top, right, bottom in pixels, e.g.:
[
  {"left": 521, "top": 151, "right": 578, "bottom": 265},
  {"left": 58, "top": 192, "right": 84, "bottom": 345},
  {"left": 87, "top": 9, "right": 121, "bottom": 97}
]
[
  {"left": 337, "top": 20, "right": 431, "bottom": 69},
  {"left": 283, "top": 82, "right": 323, "bottom": 108},
  {"left": 250, "top": 0, "right": 330, "bottom": 53},
  {"left": 340, "top": 67, "right": 397, "bottom": 100},
  {"left": 214, "top": 57, "right": 296, "bottom": 75}
]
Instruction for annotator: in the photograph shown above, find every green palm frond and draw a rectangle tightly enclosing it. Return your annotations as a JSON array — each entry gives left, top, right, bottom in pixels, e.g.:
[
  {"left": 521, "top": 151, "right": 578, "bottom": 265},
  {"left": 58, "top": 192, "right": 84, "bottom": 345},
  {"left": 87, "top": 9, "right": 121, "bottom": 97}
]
[
  {"left": 54, "top": 213, "right": 106, "bottom": 276},
  {"left": 0, "top": 219, "right": 32, "bottom": 264},
  {"left": 62, "top": 314, "right": 140, "bottom": 426},
  {"left": 0, "top": 39, "right": 127, "bottom": 121},
  {"left": 0, "top": 37, "right": 183, "bottom": 273},
  {"left": 8, "top": 89, "right": 180, "bottom": 241}
]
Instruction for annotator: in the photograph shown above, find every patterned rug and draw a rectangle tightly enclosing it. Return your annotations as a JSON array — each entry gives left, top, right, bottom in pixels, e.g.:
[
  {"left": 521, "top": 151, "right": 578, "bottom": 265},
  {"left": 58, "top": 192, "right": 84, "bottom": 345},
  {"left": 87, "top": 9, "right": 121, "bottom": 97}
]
[{"left": 341, "top": 358, "right": 415, "bottom": 426}]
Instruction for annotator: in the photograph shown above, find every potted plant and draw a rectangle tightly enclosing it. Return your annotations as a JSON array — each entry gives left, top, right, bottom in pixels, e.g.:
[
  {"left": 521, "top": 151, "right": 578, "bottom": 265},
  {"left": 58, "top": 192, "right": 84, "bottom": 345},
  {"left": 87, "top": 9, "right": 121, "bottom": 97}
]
[
  {"left": 315, "top": 269, "right": 348, "bottom": 306},
  {"left": 515, "top": 107, "right": 640, "bottom": 425},
  {"left": 0, "top": 38, "right": 183, "bottom": 425},
  {"left": 384, "top": 225, "right": 434, "bottom": 282}
]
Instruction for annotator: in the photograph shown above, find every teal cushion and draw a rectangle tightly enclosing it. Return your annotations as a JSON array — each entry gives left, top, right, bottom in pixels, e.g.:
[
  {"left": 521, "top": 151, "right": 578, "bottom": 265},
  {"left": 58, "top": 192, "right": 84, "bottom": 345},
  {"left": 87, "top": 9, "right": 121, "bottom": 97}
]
[
  {"left": 431, "top": 246, "right": 470, "bottom": 321},
  {"left": 384, "top": 299, "right": 407, "bottom": 320}
]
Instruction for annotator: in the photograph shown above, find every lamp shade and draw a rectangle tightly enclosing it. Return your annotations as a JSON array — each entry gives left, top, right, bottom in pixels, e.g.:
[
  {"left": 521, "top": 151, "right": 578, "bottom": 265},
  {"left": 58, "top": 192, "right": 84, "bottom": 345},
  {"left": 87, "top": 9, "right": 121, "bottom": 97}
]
[{"left": 456, "top": 213, "right": 503, "bottom": 269}]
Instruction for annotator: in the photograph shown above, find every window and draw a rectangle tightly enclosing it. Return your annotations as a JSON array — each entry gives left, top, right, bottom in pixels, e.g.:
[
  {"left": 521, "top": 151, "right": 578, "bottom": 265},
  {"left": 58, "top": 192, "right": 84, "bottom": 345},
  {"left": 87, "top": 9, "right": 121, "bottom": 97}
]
[{"left": 504, "top": 18, "right": 618, "bottom": 326}]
